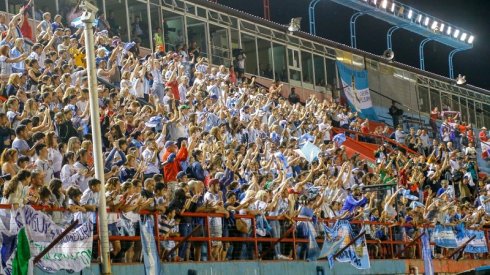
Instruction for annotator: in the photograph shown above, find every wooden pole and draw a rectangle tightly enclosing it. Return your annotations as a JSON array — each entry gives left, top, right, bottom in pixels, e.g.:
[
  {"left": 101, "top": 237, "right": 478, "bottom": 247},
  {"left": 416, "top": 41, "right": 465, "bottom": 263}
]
[
  {"left": 162, "top": 225, "right": 202, "bottom": 260},
  {"left": 33, "top": 220, "right": 79, "bottom": 264},
  {"left": 333, "top": 230, "right": 366, "bottom": 259},
  {"left": 447, "top": 235, "right": 476, "bottom": 260},
  {"left": 395, "top": 232, "right": 425, "bottom": 259}
]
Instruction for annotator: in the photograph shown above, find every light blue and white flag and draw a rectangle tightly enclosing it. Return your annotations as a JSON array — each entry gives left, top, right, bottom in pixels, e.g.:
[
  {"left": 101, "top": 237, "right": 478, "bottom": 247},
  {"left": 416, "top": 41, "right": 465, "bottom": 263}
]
[
  {"left": 295, "top": 141, "right": 321, "bottom": 163},
  {"left": 320, "top": 220, "right": 370, "bottom": 270},
  {"left": 336, "top": 61, "right": 378, "bottom": 121},
  {"left": 140, "top": 219, "right": 161, "bottom": 275},
  {"left": 332, "top": 133, "right": 346, "bottom": 147},
  {"left": 70, "top": 17, "right": 99, "bottom": 28},
  {"left": 463, "top": 230, "right": 488, "bottom": 254},
  {"left": 422, "top": 229, "right": 434, "bottom": 275}
]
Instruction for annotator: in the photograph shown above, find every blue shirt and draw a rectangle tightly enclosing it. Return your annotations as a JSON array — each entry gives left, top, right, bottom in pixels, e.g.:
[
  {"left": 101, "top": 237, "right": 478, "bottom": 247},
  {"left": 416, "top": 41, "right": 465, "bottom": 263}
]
[{"left": 341, "top": 195, "right": 367, "bottom": 214}]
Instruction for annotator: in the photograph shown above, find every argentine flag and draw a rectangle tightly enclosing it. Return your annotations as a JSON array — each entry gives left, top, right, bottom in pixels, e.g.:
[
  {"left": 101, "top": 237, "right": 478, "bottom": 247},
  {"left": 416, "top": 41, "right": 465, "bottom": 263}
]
[{"left": 71, "top": 16, "right": 99, "bottom": 28}]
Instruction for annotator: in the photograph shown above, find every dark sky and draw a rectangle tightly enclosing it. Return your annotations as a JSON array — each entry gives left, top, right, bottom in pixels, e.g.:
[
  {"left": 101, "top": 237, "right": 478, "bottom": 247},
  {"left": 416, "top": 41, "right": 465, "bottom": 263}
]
[{"left": 221, "top": 0, "right": 490, "bottom": 90}]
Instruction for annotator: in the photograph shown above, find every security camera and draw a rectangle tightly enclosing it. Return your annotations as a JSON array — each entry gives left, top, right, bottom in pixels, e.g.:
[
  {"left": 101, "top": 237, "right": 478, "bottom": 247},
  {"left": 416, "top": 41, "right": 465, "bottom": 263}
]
[{"left": 79, "top": 0, "right": 99, "bottom": 14}]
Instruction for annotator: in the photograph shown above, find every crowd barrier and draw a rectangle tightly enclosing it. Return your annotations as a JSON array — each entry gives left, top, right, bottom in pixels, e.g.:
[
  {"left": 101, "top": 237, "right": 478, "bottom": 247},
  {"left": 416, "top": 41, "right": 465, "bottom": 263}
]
[{"left": 1, "top": 204, "right": 489, "bottom": 262}]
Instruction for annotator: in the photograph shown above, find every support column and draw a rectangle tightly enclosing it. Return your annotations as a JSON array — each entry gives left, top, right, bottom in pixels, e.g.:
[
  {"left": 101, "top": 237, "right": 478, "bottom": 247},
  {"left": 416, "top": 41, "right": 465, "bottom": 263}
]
[
  {"left": 350, "top": 11, "right": 365, "bottom": 48},
  {"left": 419, "top": 37, "right": 433, "bottom": 71},
  {"left": 308, "top": 0, "right": 320, "bottom": 35},
  {"left": 80, "top": 5, "right": 111, "bottom": 275},
  {"left": 448, "top": 47, "right": 470, "bottom": 79}
]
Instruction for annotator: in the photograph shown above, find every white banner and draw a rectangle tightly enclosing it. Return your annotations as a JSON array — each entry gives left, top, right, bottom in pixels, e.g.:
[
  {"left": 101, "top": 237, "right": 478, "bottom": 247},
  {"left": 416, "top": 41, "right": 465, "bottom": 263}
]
[{"left": 14, "top": 206, "right": 93, "bottom": 273}]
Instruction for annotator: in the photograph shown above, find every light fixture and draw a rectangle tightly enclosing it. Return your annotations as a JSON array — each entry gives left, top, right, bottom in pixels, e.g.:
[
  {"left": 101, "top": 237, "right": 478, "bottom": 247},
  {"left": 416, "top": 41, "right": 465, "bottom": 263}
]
[
  {"left": 460, "top": 32, "right": 467, "bottom": 41},
  {"left": 446, "top": 26, "right": 452, "bottom": 36},
  {"left": 381, "top": 0, "right": 388, "bottom": 9},
  {"left": 456, "top": 74, "right": 466, "bottom": 85},
  {"left": 423, "top": 16, "right": 430, "bottom": 26},
  {"left": 372, "top": 0, "right": 377, "bottom": 5},
  {"left": 407, "top": 9, "right": 413, "bottom": 19},
  {"left": 439, "top": 23, "right": 445, "bottom": 32},
  {"left": 383, "top": 49, "right": 395, "bottom": 61},
  {"left": 287, "top": 17, "right": 302, "bottom": 34},
  {"left": 453, "top": 29, "right": 460, "bottom": 39},
  {"left": 431, "top": 21, "right": 438, "bottom": 30},
  {"left": 468, "top": 35, "right": 474, "bottom": 44},
  {"left": 390, "top": 3, "right": 396, "bottom": 12},
  {"left": 416, "top": 14, "right": 422, "bottom": 23}
]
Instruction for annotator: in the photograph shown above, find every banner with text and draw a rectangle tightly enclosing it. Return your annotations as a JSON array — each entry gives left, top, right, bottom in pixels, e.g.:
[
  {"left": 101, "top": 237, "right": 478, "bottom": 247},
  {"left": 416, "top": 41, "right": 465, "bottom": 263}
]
[
  {"left": 320, "top": 220, "right": 370, "bottom": 270},
  {"left": 1, "top": 206, "right": 93, "bottom": 273},
  {"left": 432, "top": 224, "right": 488, "bottom": 253},
  {"left": 336, "top": 61, "right": 378, "bottom": 121}
]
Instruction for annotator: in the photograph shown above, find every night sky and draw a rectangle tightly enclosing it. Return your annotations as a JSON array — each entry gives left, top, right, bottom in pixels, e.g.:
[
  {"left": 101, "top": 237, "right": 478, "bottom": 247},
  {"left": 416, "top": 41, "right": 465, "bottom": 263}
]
[{"left": 221, "top": 0, "right": 490, "bottom": 90}]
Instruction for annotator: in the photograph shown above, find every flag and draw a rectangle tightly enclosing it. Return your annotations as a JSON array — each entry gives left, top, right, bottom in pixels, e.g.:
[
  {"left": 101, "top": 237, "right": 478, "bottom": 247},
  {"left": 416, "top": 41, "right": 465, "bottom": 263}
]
[
  {"left": 295, "top": 141, "right": 321, "bottom": 163},
  {"left": 422, "top": 229, "right": 434, "bottom": 275},
  {"left": 333, "top": 133, "right": 346, "bottom": 146},
  {"left": 12, "top": 228, "right": 32, "bottom": 275},
  {"left": 140, "top": 220, "right": 161, "bottom": 275},
  {"left": 336, "top": 62, "right": 378, "bottom": 120}
]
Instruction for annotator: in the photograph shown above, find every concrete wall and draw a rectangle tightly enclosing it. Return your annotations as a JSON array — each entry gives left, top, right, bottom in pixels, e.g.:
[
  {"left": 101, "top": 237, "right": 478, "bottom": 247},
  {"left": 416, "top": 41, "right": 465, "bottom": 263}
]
[{"left": 33, "top": 259, "right": 490, "bottom": 275}]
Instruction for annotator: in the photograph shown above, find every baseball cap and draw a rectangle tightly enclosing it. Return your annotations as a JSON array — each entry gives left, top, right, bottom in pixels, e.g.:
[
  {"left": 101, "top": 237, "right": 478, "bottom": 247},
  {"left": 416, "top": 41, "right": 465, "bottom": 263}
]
[{"left": 164, "top": 141, "right": 176, "bottom": 148}]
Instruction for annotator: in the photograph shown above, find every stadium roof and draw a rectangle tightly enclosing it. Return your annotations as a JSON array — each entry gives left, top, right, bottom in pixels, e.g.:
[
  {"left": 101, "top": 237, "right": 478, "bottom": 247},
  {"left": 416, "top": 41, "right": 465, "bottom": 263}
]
[{"left": 188, "top": 0, "right": 489, "bottom": 96}]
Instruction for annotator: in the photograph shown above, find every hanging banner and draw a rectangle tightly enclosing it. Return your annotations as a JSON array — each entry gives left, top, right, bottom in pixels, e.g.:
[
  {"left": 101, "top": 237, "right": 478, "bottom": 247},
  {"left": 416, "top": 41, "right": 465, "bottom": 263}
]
[
  {"left": 1, "top": 206, "right": 93, "bottom": 274},
  {"left": 463, "top": 230, "right": 488, "bottom": 254},
  {"left": 320, "top": 220, "right": 370, "bottom": 270},
  {"left": 422, "top": 229, "right": 434, "bottom": 275},
  {"left": 140, "top": 220, "right": 161, "bottom": 275},
  {"left": 432, "top": 224, "right": 488, "bottom": 253},
  {"left": 432, "top": 224, "right": 459, "bottom": 248},
  {"left": 336, "top": 61, "right": 378, "bottom": 121}
]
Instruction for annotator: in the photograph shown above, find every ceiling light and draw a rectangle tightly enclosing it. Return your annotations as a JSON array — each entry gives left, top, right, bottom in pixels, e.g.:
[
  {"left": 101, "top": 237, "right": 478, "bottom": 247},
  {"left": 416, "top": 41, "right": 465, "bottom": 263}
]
[
  {"left": 446, "top": 26, "right": 452, "bottom": 36},
  {"left": 467, "top": 35, "right": 474, "bottom": 44},
  {"left": 431, "top": 21, "right": 438, "bottom": 30},
  {"left": 453, "top": 29, "right": 460, "bottom": 39},
  {"left": 381, "top": 0, "right": 388, "bottom": 9},
  {"left": 439, "top": 23, "right": 445, "bottom": 32},
  {"left": 460, "top": 33, "right": 467, "bottom": 41},
  {"left": 416, "top": 14, "right": 422, "bottom": 23}
]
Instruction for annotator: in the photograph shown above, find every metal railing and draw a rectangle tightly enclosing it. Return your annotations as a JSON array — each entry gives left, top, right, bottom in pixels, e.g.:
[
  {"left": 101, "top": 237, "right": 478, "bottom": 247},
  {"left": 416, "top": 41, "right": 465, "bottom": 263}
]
[{"left": 2, "top": 204, "right": 489, "bottom": 262}]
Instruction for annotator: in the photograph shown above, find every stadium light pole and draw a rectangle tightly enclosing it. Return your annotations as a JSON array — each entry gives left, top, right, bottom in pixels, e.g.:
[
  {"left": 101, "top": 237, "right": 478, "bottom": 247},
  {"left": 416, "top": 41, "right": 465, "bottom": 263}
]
[{"left": 79, "top": 1, "right": 112, "bottom": 274}]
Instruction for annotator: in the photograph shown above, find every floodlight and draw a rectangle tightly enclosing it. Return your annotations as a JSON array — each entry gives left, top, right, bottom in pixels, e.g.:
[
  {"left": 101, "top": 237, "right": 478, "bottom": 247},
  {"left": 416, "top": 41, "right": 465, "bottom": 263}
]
[
  {"left": 383, "top": 49, "right": 395, "bottom": 61},
  {"left": 287, "top": 17, "right": 302, "bottom": 34},
  {"left": 456, "top": 74, "right": 466, "bottom": 85},
  {"left": 468, "top": 35, "right": 474, "bottom": 44},
  {"left": 439, "top": 23, "right": 445, "bottom": 32},
  {"left": 416, "top": 14, "right": 422, "bottom": 23},
  {"left": 446, "top": 26, "right": 452, "bottom": 36},
  {"left": 460, "top": 33, "right": 467, "bottom": 42},
  {"left": 407, "top": 9, "right": 413, "bottom": 19},
  {"left": 390, "top": 3, "right": 396, "bottom": 12},
  {"left": 423, "top": 17, "right": 430, "bottom": 26},
  {"left": 431, "top": 21, "right": 438, "bottom": 30},
  {"left": 453, "top": 29, "right": 460, "bottom": 39},
  {"left": 381, "top": 0, "right": 387, "bottom": 9}
]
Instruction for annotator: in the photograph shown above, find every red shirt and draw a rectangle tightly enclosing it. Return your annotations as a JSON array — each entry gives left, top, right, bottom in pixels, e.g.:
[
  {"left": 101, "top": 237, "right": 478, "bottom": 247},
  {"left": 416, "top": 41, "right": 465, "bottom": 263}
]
[
  {"left": 161, "top": 145, "right": 188, "bottom": 182},
  {"left": 480, "top": 131, "right": 488, "bottom": 142},
  {"left": 166, "top": 80, "right": 179, "bottom": 100}
]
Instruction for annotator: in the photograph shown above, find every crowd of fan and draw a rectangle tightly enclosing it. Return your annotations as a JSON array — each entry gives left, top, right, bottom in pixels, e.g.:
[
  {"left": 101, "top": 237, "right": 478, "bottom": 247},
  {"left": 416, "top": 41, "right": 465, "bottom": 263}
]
[{"left": 0, "top": 5, "right": 489, "bottom": 264}]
